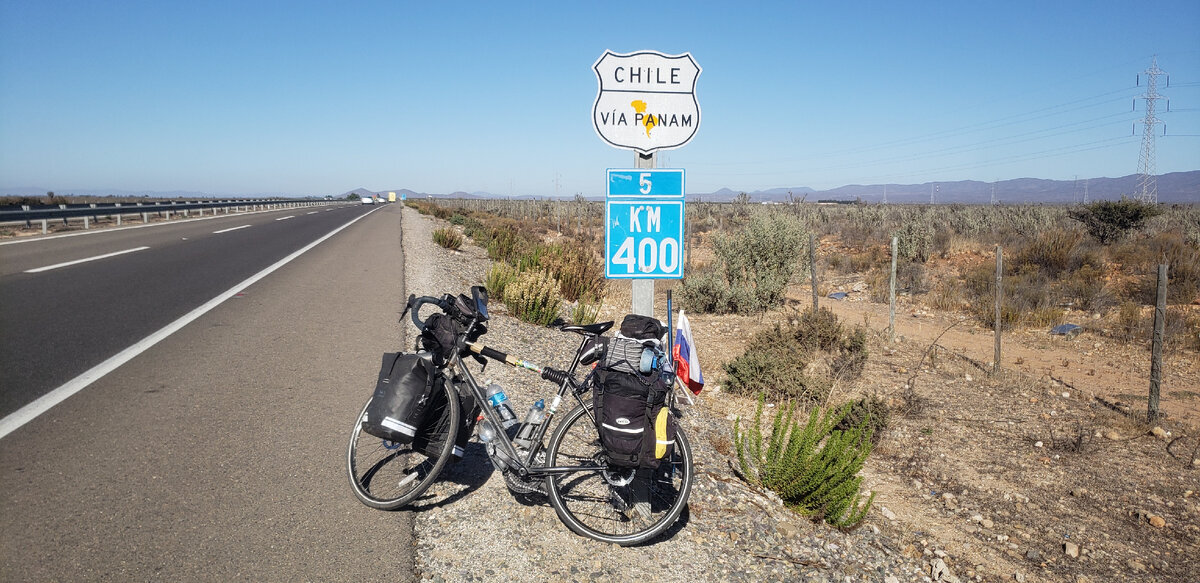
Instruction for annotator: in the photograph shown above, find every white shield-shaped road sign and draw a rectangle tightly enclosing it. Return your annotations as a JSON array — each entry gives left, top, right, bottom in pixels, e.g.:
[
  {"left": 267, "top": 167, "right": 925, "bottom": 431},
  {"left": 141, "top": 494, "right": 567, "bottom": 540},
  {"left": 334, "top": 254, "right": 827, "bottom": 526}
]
[{"left": 593, "top": 50, "right": 701, "bottom": 154}]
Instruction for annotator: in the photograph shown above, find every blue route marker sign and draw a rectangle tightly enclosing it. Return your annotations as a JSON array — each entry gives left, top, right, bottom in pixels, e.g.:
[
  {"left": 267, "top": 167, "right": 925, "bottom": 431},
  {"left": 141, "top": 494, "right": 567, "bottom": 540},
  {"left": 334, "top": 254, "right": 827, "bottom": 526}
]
[{"left": 605, "top": 169, "right": 685, "bottom": 279}]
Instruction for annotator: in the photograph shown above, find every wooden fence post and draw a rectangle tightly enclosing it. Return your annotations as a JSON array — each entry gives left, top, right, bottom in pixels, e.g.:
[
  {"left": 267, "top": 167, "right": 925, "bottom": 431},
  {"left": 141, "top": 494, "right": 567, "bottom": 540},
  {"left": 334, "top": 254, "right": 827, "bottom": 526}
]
[
  {"left": 1148, "top": 263, "right": 1167, "bottom": 422},
  {"left": 994, "top": 245, "right": 1003, "bottom": 376},
  {"left": 809, "top": 233, "right": 818, "bottom": 311},
  {"left": 889, "top": 236, "right": 897, "bottom": 343}
]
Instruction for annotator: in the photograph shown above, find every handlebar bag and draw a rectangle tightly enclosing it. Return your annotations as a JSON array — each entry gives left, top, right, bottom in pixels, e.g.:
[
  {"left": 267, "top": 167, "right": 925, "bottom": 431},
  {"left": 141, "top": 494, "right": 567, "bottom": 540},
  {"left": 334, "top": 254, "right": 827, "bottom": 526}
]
[
  {"left": 593, "top": 369, "right": 675, "bottom": 469},
  {"left": 420, "top": 312, "right": 462, "bottom": 366},
  {"left": 412, "top": 377, "right": 480, "bottom": 463},
  {"left": 361, "top": 352, "right": 438, "bottom": 444}
]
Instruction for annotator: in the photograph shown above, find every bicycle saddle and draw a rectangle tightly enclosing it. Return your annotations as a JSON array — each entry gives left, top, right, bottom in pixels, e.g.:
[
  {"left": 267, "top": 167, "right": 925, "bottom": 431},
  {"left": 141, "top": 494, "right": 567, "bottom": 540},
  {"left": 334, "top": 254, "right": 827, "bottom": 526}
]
[{"left": 560, "top": 321, "right": 613, "bottom": 336}]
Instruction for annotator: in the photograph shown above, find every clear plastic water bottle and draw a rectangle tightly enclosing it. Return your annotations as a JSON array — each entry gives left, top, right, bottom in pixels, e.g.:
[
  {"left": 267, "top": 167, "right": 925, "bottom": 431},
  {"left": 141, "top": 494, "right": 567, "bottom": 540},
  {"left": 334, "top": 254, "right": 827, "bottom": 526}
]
[
  {"left": 477, "top": 419, "right": 496, "bottom": 443},
  {"left": 513, "top": 399, "right": 545, "bottom": 449},
  {"left": 484, "top": 382, "right": 517, "bottom": 429}
]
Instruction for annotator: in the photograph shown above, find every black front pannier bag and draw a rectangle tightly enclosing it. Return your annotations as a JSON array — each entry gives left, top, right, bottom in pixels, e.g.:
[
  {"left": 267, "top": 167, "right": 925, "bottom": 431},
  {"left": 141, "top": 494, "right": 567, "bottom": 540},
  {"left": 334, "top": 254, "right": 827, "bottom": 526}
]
[
  {"left": 412, "top": 377, "right": 480, "bottom": 462},
  {"left": 361, "top": 352, "right": 438, "bottom": 443}
]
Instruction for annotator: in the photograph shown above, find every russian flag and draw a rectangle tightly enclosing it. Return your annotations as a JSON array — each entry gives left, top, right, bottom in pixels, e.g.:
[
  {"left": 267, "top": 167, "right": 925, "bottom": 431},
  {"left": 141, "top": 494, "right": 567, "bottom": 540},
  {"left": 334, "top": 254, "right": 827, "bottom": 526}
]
[{"left": 672, "top": 310, "right": 704, "bottom": 395}]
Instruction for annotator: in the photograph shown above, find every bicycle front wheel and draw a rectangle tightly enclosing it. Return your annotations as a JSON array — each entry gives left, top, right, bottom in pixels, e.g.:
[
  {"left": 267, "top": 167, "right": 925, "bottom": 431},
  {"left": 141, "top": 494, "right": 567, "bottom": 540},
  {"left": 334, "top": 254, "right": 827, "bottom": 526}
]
[
  {"left": 346, "top": 380, "right": 459, "bottom": 510},
  {"left": 544, "top": 401, "right": 693, "bottom": 546}
]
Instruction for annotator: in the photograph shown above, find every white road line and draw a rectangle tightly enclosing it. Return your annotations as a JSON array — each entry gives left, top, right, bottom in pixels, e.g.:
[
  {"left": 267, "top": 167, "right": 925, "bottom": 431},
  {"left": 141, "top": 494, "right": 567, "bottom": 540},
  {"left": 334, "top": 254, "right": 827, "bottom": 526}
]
[
  {"left": 275, "top": 215, "right": 295, "bottom": 221},
  {"left": 0, "top": 204, "right": 351, "bottom": 247},
  {"left": 0, "top": 206, "right": 384, "bottom": 440},
  {"left": 306, "top": 211, "right": 318, "bottom": 215},
  {"left": 24, "top": 246, "right": 151, "bottom": 273},
  {"left": 213, "top": 225, "right": 251, "bottom": 234}
]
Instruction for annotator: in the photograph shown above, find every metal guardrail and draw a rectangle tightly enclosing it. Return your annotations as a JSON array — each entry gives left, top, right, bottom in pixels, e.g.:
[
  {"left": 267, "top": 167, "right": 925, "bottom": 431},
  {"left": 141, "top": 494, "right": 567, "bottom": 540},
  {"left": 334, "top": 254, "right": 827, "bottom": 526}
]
[{"left": 0, "top": 199, "right": 349, "bottom": 233}]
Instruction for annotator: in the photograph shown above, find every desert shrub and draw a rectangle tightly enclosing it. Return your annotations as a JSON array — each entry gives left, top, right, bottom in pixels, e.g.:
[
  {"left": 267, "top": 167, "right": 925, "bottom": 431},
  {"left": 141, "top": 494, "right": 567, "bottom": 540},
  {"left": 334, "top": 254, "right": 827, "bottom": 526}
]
[
  {"left": 1057, "top": 265, "right": 1116, "bottom": 312},
  {"left": 892, "top": 221, "right": 934, "bottom": 263},
  {"left": 679, "top": 213, "right": 808, "bottom": 314},
  {"left": 723, "top": 324, "right": 832, "bottom": 403},
  {"left": 449, "top": 213, "right": 466, "bottom": 226},
  {"left": 502, "top": 270, "right": 561, "bottom": 326},
  {"left": 964, "top": 264, "right": 1062, "bottom": 328},
  {"left": 1125, "top": 232, "right": 1200, "bottom": 306},
  {"left": 484, "top": 262, "right": 518, "bottom": 299},
  {"left": 676, "top": 267, "right": 756, "bottom": 315},
  {"left": 432, "top": 227, "right": 463, "bottom": 250},
  {"left": 540, "top": 241, "right": 606, "bottom": 302},
  {"left": 1113, "top": 301, "right": 1147, "bottom": 342},
  {"left": 568, "top": 295, "right": 603, "bottom": 326},
  {"left": 835, "top": 395, "right": 890, "bottom": 445},
  {"left": 1012, "top": 230, "right": 1094, "bottom": 278},
  {"left": 1165, "top": 307, "right": 1200, "bottom": 352},
  {"left": 1069, "top": 198, "right": 1164, "bottom": 245},
  {"left": 733, "top": 396, "right": 876, "bottom": 528},
  {"left": 723, "top": 308, "right": 868, "bottom": 403}
]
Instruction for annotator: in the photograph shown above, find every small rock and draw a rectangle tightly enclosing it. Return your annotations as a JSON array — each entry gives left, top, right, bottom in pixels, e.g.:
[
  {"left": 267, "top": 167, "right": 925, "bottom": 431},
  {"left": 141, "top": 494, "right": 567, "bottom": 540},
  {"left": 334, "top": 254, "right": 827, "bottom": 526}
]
[
  {"left": 1034, "top": 441, "right": 1043, "bottom": 448},
  {"left": 1127, "top": 559, "right": 1147, "bottom": 572},
  {"left": 1025, "top": 549, "right": 1040, "bottom": 561},
  {"left": 930, "top": 558, "right": 948, "bottom": 580},
  {"left": 981, "top": 519, "right": 994, "bottom": 529},
  {"left": 1064, "top": 541, "right": 1080, "bottom": 558},
  {"left": 1076, "top": 575, "right": 1091, "bottom": 583},
  {"left": 1062, "top": 391, "right": 1070, "bottom": 398},
  {"left": 1148, "top": 515, "right": 1166, "bottom": 528},
  {"left": 1150, "top": 426, "right": 1170, "bottom": 440},
  {"left": 881, "top": 507, "right": 897, "bottom": 521},
  {"left": 885, "top": 577, "right": 900, "bottom": 583},
  {"left": 1104, "top": 430, "right": 1121, "bottom": 440},
  {"left": 970, "top": 514, "right": 983, "bottom": 523},
  {"left": 1071, "top": 488, "right": 1087, "bottom": 497},
  {"left": 1014, "top": 572, "right": 1026, "bottom": 583},
  {"left": 964, "top": 374, "right": 973, "bottom": 382}
]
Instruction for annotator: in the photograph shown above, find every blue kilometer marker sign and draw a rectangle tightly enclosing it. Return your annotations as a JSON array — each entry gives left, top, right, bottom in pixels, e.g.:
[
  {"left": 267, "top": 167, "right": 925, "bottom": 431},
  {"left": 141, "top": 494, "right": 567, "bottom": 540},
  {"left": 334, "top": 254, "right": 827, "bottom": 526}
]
[{"left": 605, "top": 169, "right": 685, "bottom": 279}]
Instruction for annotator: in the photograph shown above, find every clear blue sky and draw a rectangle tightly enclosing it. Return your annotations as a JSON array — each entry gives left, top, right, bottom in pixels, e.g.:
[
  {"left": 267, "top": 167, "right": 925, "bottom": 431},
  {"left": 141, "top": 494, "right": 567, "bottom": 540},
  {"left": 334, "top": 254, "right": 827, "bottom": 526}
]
[{"left": 2, "top": 1, "right": 1198, "bottom": 198}]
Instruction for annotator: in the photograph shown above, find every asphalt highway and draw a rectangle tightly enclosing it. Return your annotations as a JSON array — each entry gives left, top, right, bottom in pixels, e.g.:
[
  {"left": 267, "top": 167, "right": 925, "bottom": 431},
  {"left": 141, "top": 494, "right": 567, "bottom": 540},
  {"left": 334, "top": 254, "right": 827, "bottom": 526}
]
[{"left": 0, "top": 202, "right": 419, "bottom": 581}]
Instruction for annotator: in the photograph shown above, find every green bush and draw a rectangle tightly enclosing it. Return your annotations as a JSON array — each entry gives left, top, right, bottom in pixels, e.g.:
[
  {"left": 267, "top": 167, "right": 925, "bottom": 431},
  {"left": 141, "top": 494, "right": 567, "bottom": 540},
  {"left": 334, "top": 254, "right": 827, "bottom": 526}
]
[
  {"left": 432, "top": 227, "right": 463, "bottom": 250},
  {"left": 485, "top": 262, "right": 518, "bottom": 299},
  {"left": 723, "top": 307, "right": 868, "bottom": 403},
  {"left": 502, "top": 270, "right": 562, "bottom": 326},
  {"left": 1127, "top": 231, "right": 1200, "bottom": 306},
  {"left": 541, "top": 241, "right": 606, "bottom": 302},
  {"left": 679, "top": 213, "right": 808, "bottom": 314},
  {"left": 1069, "top": 198, "right": 1164, "bottom": 245},
  {"left": 734, "top": 395, "right": 876, "bottom": 528},
  {"left": 568, "top": 295, "right": 603, "bottom": 325},
  {"left": 892, "top": 221, "right": 934, "bottom": 263}
]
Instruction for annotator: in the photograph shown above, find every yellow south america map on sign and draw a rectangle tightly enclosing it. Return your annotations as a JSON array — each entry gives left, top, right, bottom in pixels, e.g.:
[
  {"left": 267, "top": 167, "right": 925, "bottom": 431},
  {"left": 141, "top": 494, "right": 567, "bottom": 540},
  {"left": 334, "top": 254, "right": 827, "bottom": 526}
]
[{"left": 631, "top": 100, "right": 657, "bottom": 137}]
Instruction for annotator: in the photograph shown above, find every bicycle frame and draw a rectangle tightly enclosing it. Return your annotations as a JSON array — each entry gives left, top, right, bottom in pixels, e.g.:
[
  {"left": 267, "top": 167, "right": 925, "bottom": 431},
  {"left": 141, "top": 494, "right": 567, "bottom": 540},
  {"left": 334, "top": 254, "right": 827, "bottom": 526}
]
[{"left": 449, "top": 334, "right": 599, "bottom": 479}]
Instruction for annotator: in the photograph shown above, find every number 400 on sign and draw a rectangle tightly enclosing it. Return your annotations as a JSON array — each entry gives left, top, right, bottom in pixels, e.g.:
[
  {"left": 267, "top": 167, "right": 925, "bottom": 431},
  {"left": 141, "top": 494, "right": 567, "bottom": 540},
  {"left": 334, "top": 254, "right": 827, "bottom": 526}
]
[{"left": 604, "top": 199, "right": 684, "bottom": 279}]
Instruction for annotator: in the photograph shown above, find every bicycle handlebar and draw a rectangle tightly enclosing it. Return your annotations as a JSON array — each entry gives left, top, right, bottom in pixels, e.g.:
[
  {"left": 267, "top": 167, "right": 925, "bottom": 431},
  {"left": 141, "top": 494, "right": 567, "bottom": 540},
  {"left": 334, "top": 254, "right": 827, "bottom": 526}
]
[{"left": 407, "top": 294, "right": 449, "bottom": 332}]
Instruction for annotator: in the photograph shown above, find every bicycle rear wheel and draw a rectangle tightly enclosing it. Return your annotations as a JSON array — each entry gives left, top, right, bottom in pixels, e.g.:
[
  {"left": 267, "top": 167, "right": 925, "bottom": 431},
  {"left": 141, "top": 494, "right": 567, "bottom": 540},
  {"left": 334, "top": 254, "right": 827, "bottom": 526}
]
[
  {"left": 544, "top": 402, "right": 693, "bottom": 546},
  {"left": 346, "top": 379, "right": 459, "bottom": 510}
]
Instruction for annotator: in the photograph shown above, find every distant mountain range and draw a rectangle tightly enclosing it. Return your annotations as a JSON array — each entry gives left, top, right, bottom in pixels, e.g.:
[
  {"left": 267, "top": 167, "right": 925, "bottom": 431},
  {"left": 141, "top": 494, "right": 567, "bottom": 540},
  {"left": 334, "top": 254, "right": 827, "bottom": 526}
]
[
  {"left": 7, "top": 171, "right": 1197, "bottom": 204},
  {"left": 361, "top": 171, "right": 1199, "bottom": 204}
]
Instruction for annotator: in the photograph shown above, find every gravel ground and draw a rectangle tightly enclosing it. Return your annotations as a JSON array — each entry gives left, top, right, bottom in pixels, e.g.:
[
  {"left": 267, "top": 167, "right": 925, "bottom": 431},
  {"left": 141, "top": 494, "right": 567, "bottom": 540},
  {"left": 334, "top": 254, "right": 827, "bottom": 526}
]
[{"left": 400, "top": 206, "right": 935, "bottom": 583}]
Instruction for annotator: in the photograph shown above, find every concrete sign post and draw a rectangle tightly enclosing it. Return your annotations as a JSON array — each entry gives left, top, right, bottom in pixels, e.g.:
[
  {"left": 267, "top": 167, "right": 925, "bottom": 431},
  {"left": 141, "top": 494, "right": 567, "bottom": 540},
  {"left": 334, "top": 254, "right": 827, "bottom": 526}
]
[{"left": 593, "top": 50, "right": 701, "bottom": 318}]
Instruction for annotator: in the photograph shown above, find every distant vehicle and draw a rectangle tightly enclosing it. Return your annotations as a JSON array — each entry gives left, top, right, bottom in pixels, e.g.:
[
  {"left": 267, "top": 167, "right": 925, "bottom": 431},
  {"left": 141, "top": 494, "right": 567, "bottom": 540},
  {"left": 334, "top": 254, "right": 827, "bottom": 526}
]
[{"left": 361, "top": 197, "right": 374, "bottom": 205}]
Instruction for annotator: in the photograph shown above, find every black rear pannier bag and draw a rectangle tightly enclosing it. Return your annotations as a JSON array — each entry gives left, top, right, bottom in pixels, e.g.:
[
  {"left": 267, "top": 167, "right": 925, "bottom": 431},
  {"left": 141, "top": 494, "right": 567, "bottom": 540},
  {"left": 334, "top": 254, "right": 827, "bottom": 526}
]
[
  {"left": 412, "top": 377, "right": 480, "bottom": 462},
  {"left": 593, "top": 369, "right": 676, "bottom": 469},
  {"left": 361, "top": 352, "right": 438, "bottom": 443}
]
